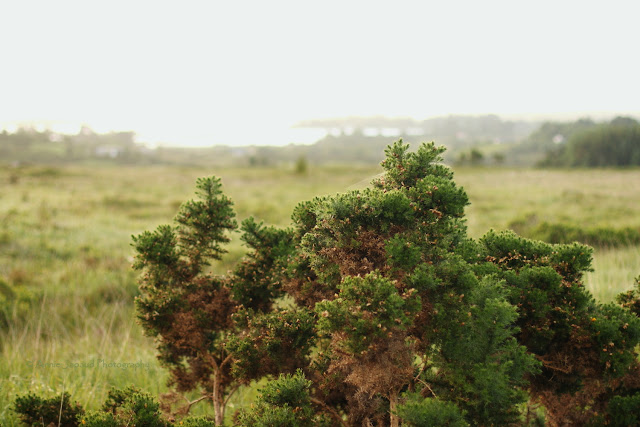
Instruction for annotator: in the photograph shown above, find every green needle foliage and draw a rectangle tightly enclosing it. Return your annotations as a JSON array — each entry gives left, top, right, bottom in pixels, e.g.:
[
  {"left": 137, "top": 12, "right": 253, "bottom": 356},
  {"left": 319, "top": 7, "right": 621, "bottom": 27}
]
[
  {"left": 13, "top": 392, "right": 84, "bottom": 427},
  {"left": 14, "top": 386, "right": 217, "bottom": 427},
  {"left": 227, "top": 307, "right": 316, "bottom": 380},
  {"left": 395, "top": 393, "right": 469, "bottom": 427},
  {"left": 124, "top": 140, "right": 640, "bottom": 426},
  {"left": 131, "top": 177, "right": 315, "bottom": 425},
  {"left": 281, "top": 141, "right": 539, "bottom": 426},
  {"left": 236, "top": 370, "right": 330, "bottom": 427},
  {"left": 466, "top": 231, "right": 640, "bottom": 424},
  {"left": 84, "top": 388, "right": 170, "bottom": 427}
]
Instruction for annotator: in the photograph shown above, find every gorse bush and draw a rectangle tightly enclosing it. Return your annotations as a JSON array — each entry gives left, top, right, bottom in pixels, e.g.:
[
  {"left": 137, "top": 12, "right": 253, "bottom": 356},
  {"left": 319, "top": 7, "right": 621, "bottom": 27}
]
[
  {"left": 14, "top": 386, "right": 217, "bottom": 426},
  {"left": 13, "top": 392, "right": 84, "bottom": 427},
  {"left": 395, "top": 393, "right": 469, "bottom": 427},
  {"left": 83, "top": 387, "right": 171, "bottom": 427},
  {"left": 129, "top": 140, "right": 640, "bottom": 425},
  {"left": 236, "top": 370, "right": 330, "bottom": 427},
  {"left": 131, "top": 177, "right": 316, "bottom": 425}
]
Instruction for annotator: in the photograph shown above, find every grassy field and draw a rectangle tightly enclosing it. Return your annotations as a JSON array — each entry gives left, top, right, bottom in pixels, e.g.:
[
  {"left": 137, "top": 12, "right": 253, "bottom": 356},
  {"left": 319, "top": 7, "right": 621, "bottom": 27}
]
[{"left": 1, "top": 163, "right": 639, "bottom": 424}]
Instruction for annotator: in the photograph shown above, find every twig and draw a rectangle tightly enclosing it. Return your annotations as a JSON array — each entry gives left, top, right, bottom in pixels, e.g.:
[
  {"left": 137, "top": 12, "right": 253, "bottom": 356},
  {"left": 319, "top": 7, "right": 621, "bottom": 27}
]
[
  {"left": 57, "top": 381, "right": 65, "bottom": 427},
  {"left": 181, "top": 394, "right": 210, "bottom": 414},
  {"left": 415, "top": 378, "right": 438, "bottom": 398},
  {"left": 535, "top": 354, "right": 572, "bottom": 374},
  {"left": 223, "top": 383, "right": 242, "bottom": 408}
]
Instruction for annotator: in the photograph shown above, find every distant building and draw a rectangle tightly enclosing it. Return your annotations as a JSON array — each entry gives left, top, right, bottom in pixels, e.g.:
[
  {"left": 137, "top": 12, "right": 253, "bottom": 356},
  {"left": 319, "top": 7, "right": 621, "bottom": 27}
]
[{"left": 95, "top": 146, "right": 124, "bottom": 158}]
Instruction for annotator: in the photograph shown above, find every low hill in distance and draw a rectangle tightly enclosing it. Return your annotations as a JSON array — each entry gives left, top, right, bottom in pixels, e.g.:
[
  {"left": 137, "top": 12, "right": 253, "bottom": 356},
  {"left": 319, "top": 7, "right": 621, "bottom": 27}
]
[{"left": 2, "top": 114, "right": 638, "bottom": 168}]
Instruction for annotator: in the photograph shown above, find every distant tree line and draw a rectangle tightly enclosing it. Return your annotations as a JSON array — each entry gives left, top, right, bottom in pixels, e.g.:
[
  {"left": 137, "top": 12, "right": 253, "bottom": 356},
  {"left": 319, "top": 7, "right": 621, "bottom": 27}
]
[
  {"left": 0, "top": 126, "right": 147, "bottom": 164},
  {"left": 3, "top": 115, "right": 639, "bottom": 168},
  {"left": 540, "top": 117, "right": 640, "bottom": 167}
]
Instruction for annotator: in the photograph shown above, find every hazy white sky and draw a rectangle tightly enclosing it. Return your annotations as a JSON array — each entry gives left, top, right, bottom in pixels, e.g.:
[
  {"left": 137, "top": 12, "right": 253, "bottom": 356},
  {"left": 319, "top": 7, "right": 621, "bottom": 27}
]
[{"left": 2, "top": 0, "right": 639, "bottom": 146}]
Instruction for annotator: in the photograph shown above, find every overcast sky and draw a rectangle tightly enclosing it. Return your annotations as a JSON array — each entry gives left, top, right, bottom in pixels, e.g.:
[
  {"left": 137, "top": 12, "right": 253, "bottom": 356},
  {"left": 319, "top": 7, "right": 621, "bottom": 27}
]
[{"left": 2, "top": 1, "right": 639, "bottom": 146}]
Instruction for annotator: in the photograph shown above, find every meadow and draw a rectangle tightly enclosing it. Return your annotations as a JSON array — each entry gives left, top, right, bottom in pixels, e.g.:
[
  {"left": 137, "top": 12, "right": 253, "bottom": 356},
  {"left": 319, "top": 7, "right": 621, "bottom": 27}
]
[{"left": 0, "top": 162, "right": 639, "bottom": 424}]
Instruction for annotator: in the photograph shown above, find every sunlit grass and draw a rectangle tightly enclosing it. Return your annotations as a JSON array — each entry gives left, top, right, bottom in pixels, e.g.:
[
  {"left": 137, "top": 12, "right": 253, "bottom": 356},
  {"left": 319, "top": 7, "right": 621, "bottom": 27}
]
[
  {"left": 585, "top": 245, "right": 640, "bottom": 302},
  {"left": 1, "top": 163, "right": 639, "bottom": 423},
  {"left": 455, "top": 167, "right": 640, "bottom": 237}
]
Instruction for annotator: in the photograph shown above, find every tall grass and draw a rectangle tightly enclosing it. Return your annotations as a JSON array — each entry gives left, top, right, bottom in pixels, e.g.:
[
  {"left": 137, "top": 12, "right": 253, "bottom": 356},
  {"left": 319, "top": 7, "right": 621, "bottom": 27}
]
[
  {"left": 0, "top": 301, "right": 166, "bottom": 424},
  {"left": 455, "top": 167, "right": 640, "bottom": 236},
  {"left": 585, "top": 245, "right": 640, "bottom": 302},
  {"left": 1, "top": 163, "right": 638, "bottom": 423}
]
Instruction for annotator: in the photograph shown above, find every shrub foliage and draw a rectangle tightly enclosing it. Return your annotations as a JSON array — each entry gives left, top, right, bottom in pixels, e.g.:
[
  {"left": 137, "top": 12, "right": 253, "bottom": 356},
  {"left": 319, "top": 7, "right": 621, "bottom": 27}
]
[
  {"left": 14, "top": 386, "right": 216, "bottom": 427},
  {"left": 129, "top": 140, "right": 640, "bottom": 425}
]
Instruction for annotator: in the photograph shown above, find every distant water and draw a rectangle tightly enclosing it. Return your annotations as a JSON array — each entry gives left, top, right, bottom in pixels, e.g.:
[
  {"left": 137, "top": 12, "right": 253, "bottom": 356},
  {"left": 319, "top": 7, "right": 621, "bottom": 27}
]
[
  {"left": 0, "top": 121, "right": 330, "bottom": 148},
  {"left": 140, "top": 127, "right": 331, "bottom": 148}
]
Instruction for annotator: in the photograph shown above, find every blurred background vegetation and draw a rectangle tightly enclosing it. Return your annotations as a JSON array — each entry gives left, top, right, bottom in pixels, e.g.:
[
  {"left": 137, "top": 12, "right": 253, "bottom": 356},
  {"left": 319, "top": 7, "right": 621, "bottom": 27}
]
[{"left": 3, "top": 114, "right": 640, "bottom": 168}]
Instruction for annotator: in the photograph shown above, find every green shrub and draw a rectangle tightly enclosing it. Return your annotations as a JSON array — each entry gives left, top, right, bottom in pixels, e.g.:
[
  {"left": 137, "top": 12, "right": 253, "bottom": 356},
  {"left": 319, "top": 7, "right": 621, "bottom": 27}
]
[
  {"left": 81, "top": 411, "right": 120, "bottom": 427},
  {"left": 125, "top": 140, "right": 640, "bottom": 426},
  {"left": 81, "top": 386, "right": 169, "bottom": 427},
  {"left": 236, "top": 370, "right": 329, "bottom": 427},
  {"left": 13, "top": 392, "right": 84, "bottom": 427},
  {"left": 13, "top": 386, "right": 213, "bottom": 427},
  {"left": 132, "top": 177, "right": 316, "bottom": 425},
  {"left": 606, "top": 393, "right": 640, "bottom": 426},
  {"left": 395, "top": 393, "right": 469, "bottom": 427},
  {"left": 469, "top": 230, "right": 640, "bottom": 424},
  {"left": 294, "top": 156, "right": 308, "bottom": 175}
]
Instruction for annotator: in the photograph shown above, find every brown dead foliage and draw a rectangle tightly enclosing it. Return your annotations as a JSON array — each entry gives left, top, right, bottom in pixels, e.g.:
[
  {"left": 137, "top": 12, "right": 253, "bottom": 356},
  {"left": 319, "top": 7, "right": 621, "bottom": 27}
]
[
  {"left": 322, "top": 332, "right": 414, "bottom": 425},
  {"left": 154, "top": 277, "right": 237, "bottom": 393},
  {"left": 161, "top": 280, "right": 236, "bottom": 355},
  {"left": 319, "top": 229, "right": 390, "bottom": 278},
  {"left": 159, "top": 390, "right": 203, "bottom": 419},
  {"left": 283, "top": 265, "right": 334, "bottom": 307},
  {"left": 164, "top": 311, "right": 205, "bottom": 352},
  {"left": 308, "top": 368, "right": 387, "bottom": 427},
  {"left": 184, "top": 278, "right": 236, "bottom": 330}
]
